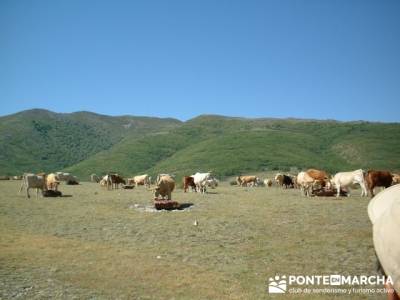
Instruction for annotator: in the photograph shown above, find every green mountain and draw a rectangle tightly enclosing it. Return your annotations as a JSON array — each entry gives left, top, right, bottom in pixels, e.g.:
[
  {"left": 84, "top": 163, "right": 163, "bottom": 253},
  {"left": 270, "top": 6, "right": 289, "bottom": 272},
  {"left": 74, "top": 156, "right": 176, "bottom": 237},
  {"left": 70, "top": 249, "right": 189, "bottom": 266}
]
[
  {"left": 0, "top": 109, "right": 181, "bottom": 175},
  {"left": 67, "top": 115, "right": 400, "bottom": 179},
  {"left": 1, "top": 110, "right": 399, "bottom": 180}
]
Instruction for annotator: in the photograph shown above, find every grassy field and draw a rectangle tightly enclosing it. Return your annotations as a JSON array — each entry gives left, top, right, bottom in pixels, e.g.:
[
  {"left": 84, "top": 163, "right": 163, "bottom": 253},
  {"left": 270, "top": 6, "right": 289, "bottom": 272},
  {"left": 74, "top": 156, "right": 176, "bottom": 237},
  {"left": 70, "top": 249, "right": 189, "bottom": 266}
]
[{"left": 0, "top": 180, "right": 383, "bottom": 299}]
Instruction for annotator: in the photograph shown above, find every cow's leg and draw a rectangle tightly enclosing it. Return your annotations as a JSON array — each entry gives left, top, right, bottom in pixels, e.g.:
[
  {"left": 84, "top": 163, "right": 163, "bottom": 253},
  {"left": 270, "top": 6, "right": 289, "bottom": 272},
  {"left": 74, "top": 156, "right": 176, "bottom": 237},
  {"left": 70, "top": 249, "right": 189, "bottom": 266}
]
[
  {"left": 360, "top": 182, "right": 367, "bottom": 197},
  {"left": 336, "top": 183, "right": 341, "bottom": 197},
  {"left": 370, "top": 185, "right": 375, "bottom": 197},
  {"left": 26, "top": 187, "right": 30, "bottom": 198},
  {"left": 19, "top": 181, "right": 25, "bottom": 194}
]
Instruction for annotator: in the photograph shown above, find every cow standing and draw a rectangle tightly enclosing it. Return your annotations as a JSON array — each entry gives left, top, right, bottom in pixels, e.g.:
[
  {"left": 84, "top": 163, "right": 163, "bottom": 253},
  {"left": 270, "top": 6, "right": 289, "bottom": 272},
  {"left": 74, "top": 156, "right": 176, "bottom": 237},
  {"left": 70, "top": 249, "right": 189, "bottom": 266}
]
[
  {"left": 365, "top": 170, "right": 393, "bottom": 197},
  {"left": 154, "top": 175, "right": 175, "bottom": 200},
  {"left": 193, "top": 172, "right": 212, "bottom": 193},
  {"left": 183, "top": 176, "right": 196, "bottom": 192},
  {"left": 331, "top": 169, "right": 367, "bottom": 197},
  {"left": 236, "top": 175, "right": 257, "bottom": 187},
  {"left": 19, "top": 173, "right": 47, "bottom": 198}
]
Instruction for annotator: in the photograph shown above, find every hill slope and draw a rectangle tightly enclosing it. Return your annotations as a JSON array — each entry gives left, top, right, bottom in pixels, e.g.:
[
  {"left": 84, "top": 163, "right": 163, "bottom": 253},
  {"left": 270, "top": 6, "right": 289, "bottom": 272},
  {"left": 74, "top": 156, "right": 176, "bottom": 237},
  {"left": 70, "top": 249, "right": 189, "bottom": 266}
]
[
  {"left": 67, "top": 115, "right": 400, "bottom": 179},
  {"left": 0, "top": 109, "right": 181, "bottom": 175}
]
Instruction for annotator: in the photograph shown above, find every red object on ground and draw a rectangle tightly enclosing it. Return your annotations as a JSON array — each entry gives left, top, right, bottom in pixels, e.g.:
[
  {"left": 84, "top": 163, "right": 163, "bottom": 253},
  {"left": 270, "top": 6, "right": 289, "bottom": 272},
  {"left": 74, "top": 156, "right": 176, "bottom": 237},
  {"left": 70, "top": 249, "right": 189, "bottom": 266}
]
[{"left": 154, "top": 200, "right": 180, "bottom": 210}]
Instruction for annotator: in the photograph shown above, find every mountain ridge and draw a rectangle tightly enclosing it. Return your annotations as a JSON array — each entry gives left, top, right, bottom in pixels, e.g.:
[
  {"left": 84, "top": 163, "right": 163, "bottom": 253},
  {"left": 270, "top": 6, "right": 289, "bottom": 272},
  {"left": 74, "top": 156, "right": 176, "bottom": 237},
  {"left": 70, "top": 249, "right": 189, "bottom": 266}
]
[{"left": 1, "top": 109, "right": 399, "bottom": 179}]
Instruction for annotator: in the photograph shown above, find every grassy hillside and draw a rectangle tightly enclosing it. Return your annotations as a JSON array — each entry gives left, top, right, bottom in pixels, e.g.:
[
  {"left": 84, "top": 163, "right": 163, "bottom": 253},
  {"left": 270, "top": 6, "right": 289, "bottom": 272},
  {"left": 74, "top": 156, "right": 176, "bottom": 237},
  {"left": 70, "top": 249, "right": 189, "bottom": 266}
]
[
  {"left": 0, "top": 109, "right": 181, "bottom": 175},
  {"left": 1, "top": 110, "right": 399, "bottom": 179},
  {"left": 67, "top": 115, "right": 400, "bottom": 180}
]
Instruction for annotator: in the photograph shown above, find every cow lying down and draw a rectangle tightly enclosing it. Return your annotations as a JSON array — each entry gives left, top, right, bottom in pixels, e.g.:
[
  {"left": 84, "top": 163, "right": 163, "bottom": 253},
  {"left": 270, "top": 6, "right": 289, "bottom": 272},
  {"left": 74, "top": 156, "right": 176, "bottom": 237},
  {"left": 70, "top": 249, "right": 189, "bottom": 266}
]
[
  {"left": 42, "top": 190, "right": 63, "bottom": 197},
  {"left": 154, "top": 200, "right": 180, "bottom": 210},
  {"left": 312, "top": 188, "right": 348, "bottom": 197}
]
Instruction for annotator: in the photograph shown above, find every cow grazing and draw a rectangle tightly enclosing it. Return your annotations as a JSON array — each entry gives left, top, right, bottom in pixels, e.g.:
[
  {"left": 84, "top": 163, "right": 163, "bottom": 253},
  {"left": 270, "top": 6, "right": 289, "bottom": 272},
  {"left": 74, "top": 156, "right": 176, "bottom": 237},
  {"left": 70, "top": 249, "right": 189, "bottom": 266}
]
[
  {"left": 183, "top": 176, "right": 196, "bottom": 193},
  {"left": 131, "top": 174, "right": 151, "bottom": 187},
  {"left": 193, "top": 172, "right": 212, "bottom": 193},
  {"left": 109, "top": 174, "right": 126, "bottom": 189},
  {"left": 90, "top": 174, "right": 100, "bottom": 183},
  {"left": 365, "top": 170, "right": 393, "bottom": 197},
  {"left": 19, "top": 173, "right": 46, "bottom": 198},
  {"left": 331, "top": 169, "right": 367, "bottom": 197},
  {"left": 46, "top": 173, "right": 60, "bottom": 191},
  {"left": 236, "top": 175, "right": 257, "bottom": 187},
  {"left": 306, "top": 169, "right": 330, "bottom": 188},
  {"left": 154, "top": 175, "right": 175, "bottom": 200}
]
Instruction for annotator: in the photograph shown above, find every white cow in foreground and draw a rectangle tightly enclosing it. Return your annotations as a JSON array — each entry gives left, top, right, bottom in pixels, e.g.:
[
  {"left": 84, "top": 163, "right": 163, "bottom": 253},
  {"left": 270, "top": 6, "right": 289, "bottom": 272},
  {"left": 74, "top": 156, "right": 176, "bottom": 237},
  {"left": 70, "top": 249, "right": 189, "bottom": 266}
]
[
  {"left": 19, "top": 173, "right": 46, "bottom": 198},
  {"left": 192, "top": 172, "right": 212, "bottom": 194},
  {"left": 331, "top": 169, "right": 368, "bottom": 197}
]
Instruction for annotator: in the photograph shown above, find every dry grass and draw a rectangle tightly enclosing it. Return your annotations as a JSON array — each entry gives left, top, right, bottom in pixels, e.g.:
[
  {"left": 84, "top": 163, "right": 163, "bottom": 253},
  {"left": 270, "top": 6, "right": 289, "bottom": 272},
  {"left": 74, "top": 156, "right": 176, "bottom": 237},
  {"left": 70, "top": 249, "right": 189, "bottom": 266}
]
[{"left": 0, "top": 181, "right": 381, "bottom": 299}]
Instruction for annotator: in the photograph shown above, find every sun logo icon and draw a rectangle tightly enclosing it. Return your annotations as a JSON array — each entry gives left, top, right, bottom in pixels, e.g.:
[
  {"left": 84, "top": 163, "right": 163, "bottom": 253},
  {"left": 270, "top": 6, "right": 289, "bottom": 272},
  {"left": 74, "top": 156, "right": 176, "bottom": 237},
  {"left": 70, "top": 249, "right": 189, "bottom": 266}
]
[{"left": 268, "top": 275, "right": 287, "bottom": 293}]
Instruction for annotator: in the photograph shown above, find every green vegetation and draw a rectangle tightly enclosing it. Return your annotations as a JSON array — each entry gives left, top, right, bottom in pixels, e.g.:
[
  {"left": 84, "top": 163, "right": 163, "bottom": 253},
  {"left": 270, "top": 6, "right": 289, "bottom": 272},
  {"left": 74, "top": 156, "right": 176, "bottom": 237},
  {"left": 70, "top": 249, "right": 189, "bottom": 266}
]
[
  {"left": 0, "top": 109, "right": 181, "bottom": 175},
  {"left": 1, "top": 110, "right": 400, "bottom": 180}
]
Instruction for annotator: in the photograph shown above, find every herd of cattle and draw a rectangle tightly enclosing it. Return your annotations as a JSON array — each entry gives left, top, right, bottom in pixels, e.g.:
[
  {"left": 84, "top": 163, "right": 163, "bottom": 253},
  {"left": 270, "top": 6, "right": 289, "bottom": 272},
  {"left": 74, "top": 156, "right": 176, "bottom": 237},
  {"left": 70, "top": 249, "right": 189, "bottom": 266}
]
[
  {"left": 93, "top": 172, "right": 219, "bottom": 200},
  {"left": 13, "top": 168, "right": 400, "bottom": 200},
  {"left": 236, "top": 169, "right": 400, "bottom": 198}
]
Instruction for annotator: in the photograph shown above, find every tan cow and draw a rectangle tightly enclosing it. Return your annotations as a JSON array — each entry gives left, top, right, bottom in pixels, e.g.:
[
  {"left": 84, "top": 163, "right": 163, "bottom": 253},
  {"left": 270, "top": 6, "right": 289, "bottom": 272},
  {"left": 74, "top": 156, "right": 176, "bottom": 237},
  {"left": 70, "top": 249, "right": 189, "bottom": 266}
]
[
  {"left": 154, "top": 175, "right": 175, "bottom": 200},
  {"left": 236, "top": 175, "right": 257, "bottom": 187},
  {"left": 46, "top": 173, "right": 60, "bottom": 191},
  {"left": 132, "top": 174, "right": 151, "bottom": 187},
  {"left": 297, "top": 171, "right": 316, "bottom": 196}
]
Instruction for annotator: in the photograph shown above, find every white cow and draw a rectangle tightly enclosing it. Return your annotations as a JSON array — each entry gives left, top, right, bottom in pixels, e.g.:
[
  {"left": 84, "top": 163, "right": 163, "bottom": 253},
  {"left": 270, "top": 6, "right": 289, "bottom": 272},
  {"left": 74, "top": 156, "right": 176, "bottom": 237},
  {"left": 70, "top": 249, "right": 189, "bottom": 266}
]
[
  {"left": 192, "top": 172, "right": 212, "bottom": 194},
  {"left": 100, "top": 175, "right": 113, "bottom": 190},
  {"left": 19, "top": 173, "right": 46, "bottom": 198},
  {"left": 331, "top": 169, "right": 367, "bottom": 197}
]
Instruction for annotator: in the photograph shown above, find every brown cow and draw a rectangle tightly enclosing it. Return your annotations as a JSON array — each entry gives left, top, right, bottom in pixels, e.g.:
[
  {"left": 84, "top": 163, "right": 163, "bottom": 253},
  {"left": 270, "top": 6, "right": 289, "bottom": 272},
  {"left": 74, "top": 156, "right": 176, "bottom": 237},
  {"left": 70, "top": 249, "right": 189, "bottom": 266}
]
[
  {"left": 365, "top": 170, "right": 393, "bottom": 197},
  {"left": 109, "top": 174, "right": 126, "bottom": 189},
  {"left": 183, "top": 176, "right": 196, "bottom": 192},
  {"left": 306, "top": 169, "right": 330, "bottom": 188}
]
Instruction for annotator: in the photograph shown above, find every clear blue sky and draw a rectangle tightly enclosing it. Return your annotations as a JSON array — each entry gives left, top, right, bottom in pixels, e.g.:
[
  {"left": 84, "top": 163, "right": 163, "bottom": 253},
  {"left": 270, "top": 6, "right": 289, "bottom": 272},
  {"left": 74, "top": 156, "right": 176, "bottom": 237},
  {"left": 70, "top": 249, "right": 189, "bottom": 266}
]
[{"left": 1, "top": 0, "right": 399, "bottom": 122}]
